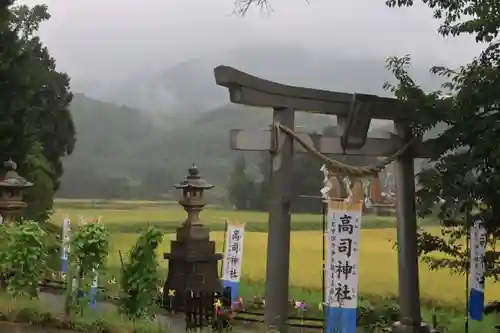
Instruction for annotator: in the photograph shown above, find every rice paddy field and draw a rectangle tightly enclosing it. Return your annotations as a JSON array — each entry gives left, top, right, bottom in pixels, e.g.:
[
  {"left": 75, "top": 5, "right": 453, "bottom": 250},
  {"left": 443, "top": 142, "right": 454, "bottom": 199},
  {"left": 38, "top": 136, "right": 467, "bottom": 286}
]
[{"left": 50, "top": 199, "right": 500, "bottom": 331}]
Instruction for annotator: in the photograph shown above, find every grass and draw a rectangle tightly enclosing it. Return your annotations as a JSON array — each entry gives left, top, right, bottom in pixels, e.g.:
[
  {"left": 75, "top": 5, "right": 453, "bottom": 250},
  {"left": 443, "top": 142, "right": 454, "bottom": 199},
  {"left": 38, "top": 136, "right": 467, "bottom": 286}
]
[
  {"left": 0, "top": 293, "right": 167, "bottom": 333},
  {"left": 101, "top": 231, "right": 500, "bottom": 332},
  {"left": 51, "top": 205, "right": 436, "bottom": 233},
  {"left": 106, "top": 230, "right": 500, "bottom": 308},
  {"left": 48, "top": 199, "right": 500, "bottom": 332},
  {"left": 54, "top": 198, "right": 220, "bottom": 211}
]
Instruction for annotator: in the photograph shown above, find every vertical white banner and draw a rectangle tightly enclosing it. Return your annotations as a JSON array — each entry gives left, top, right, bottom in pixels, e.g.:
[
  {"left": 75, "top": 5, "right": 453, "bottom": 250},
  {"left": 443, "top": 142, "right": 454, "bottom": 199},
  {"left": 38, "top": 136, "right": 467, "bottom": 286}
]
[
  {"left": 325, "top": 200, "right": 362, "bottom": 308},
  {"left": 61, "top": 217, "right": 71, "bottom": 273},
  {"left": 324, "top": 200, "right": 363, "bottom": 333},
  {"left": 469, "top": 216, "right": 486, "bottom": 320},
  {"left": 91, "top": 268, "right": 98, "bottom": 310},
  {"left": 222, "top": 222, "right": 245, "bottom": 283}
]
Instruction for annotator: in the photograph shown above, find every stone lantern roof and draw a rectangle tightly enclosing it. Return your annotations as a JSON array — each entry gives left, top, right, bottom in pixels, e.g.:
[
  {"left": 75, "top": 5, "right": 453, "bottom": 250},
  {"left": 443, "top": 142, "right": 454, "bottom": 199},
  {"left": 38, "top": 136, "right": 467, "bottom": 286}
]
[
  {"left": 173, "top": 165, "right": 214, "bottom": 190},
  {"left": 0, "top": 159, "right": 33, "bottom": 188}
]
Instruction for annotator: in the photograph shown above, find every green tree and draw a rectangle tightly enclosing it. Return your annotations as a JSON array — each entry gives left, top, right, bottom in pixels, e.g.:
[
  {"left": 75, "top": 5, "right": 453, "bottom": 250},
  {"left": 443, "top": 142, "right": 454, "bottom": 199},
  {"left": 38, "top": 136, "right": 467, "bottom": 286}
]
[
  {"left": 140, "top": 168, "right": 174, "bottom": 200},
  {"left": 228, "top": 156, "right": 256, "bottom": 210},
  {"left": 23, "top": 142, "right": 55, "bottom": 222},
  {"left": 120, "top": 227, "right": 163, "bottom": 319},
  {"left": 386, "top": 0, "right": 500, "bottom": 43},
  {"left": 255, "top": 126, "right": 363, "bottom": 213},
  {"left": 384, "top": 2, "right": 500, "bottom": 278},
  {"left": 235, "top": 0, "right": 500, "bottom": 275},
  {"left": 101, "top": 176, "right": 134, "bottom": 199},
  {"left": 0, "top": 2, "right": 75, "bottom": 221}
]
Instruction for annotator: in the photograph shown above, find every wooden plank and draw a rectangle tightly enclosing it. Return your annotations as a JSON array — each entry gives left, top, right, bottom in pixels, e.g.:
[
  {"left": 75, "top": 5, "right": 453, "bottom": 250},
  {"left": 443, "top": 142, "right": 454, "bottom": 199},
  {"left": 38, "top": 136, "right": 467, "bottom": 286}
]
[
  {"left": 229, "top": 129, "right": 435, "bottom": 158},
  {"left": 215, "top": 65, "right": 409, "bottom": 120}
]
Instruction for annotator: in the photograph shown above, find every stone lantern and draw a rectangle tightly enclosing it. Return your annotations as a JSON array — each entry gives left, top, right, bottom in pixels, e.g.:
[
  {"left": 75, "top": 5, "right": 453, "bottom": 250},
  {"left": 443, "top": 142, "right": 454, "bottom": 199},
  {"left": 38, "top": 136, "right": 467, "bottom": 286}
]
[
  {"left": 0, "top": 159, "right": 33, "bottom": 223},
  {"left": 163, "top": 165, "right": 223, "bottom": 311}
]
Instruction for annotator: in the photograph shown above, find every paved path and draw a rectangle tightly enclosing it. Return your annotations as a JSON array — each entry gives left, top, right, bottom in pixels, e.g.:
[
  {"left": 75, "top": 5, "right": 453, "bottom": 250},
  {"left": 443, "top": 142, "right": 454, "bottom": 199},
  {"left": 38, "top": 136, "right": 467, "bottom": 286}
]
[
  {"left": 39, "top": 291, "right": 186, "bottom": 332},
  {"left": 0, "top": 321, "right": 76, "bottom": 333},
  {"left": 37, "top": 292, "right": 319, "bottom": 333}
]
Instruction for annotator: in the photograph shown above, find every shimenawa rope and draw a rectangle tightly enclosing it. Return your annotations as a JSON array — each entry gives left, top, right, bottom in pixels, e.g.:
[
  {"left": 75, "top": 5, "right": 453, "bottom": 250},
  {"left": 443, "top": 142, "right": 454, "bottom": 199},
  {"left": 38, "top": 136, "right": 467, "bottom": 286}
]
[{"left": 270, "top": 122, "right": 417, "bottom": 177}]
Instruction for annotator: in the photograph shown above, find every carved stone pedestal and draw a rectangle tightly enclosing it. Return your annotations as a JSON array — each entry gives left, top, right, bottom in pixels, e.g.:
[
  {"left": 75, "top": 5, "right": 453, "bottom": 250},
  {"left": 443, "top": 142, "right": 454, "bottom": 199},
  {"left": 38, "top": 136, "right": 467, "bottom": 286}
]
[{"left": 163, "top": 225, "right": 222, "bottom": 310}]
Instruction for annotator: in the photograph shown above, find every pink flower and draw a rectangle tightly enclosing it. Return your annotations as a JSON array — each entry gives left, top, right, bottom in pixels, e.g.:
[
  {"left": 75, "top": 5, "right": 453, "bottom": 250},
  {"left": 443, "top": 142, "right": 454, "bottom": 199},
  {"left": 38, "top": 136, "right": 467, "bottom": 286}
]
[{"left": 294, "top": 301, "right": 306, "bottom": 311}]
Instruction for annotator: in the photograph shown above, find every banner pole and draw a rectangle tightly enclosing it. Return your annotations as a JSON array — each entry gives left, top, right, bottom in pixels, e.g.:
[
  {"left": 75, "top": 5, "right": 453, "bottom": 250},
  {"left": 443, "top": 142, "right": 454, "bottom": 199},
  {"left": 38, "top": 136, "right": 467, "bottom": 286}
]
[
  {"left": 465, "top": 210, "right": 470, "bottom": 333},
  {"left": 220, "top": 219, "right": 228, "bottom": 277},
  {"left": 321, "top": 200, "right": 326, "bottom": 309}
]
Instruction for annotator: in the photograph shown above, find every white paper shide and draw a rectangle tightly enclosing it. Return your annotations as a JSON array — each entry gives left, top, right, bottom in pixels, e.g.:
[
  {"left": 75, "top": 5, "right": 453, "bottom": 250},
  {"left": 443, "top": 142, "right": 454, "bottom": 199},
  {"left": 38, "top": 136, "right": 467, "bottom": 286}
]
[
  {"left": 320, "top": 165, "right": 332, "bottom": 199},
  {"left": 470, "top": 217, "right": 487, "bottom": 292},
  {"left": 325, "top": 204, "right": 362, "bottom": 309},
  {"left": 222, "top": 224, "right": 245, "bottom": 282}
]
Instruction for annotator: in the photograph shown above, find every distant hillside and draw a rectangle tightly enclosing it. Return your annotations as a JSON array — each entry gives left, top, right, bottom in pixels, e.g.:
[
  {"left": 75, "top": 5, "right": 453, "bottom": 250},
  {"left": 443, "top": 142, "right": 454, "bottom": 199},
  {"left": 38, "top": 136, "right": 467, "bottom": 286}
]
[
  {"left": 63, "top": 94, "right": 171, "bottom": 173},
  {"left": 122, "top": 104, "right": 336, "bottom": 185},
  {"left": 58, "top": 94, "right": 173, "bottom": 196},
  {"left": 61, "top": 92, "right": 428, "bottom": 197},
  {"left": 104, "top": 44, "right": 442, "bottom": 113},
  {"left": 60, "top": 43, "right": 448, "bottom": 198}
]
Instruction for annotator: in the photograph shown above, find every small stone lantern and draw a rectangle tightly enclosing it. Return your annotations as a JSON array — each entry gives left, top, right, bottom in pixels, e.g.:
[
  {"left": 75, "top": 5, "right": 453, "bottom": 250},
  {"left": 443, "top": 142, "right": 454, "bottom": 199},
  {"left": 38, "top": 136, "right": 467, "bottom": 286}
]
[
  {"left": 163, "top": 165, "right": 223, "bottom": 311},
  {"left": 0, "top": 159, "right": 33, "bottom": 223}
]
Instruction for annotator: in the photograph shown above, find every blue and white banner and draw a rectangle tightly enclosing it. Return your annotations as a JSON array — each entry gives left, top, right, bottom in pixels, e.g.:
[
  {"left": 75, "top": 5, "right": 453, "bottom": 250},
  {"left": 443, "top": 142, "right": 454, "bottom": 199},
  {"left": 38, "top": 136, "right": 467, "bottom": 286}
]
[
  {"left": 324, "top": 200, "right": 363, "bottom": 333},
  {"left": 90, "top": 269, "right": 98, "bottom": 310},
  {"left": 469, "top": 216, "right": 486, "bottom": 321},
  {"left": 221, "top": 220, "right": 245, "bottom": 302},
  {"left": 62, "top": 215, "right": 100, "bottom": 311},
  {"left": 61, "top": 217, "right": 71, "bottom": 273}
]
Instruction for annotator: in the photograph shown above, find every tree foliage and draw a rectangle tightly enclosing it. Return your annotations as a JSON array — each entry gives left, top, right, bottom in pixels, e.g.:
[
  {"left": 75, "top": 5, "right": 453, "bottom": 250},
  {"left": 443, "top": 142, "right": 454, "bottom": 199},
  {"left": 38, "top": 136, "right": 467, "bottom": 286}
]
[
  {"left": 227, "top": 126, "right": 373, "bottom": 213},
  {"left": 385, "top": 0, "right": 500, "bottom": 42},
  {"left": 0, "top": 221, "right": 48, "bottom": 297},
  {"left": 237, "top": 0, "right": 500, "bottom": 43},
  {"left": 0, "top": 1, "right": 75, "bottom": 221},
  {"left": 233, "top": 0, "right": 500, "bottom": 277},
  {"left": 119, "top": 227, "right": 163, "bottom": 319},
  {"left": 385, "top": 1, "right": 500, "bottom": 278},
  {"left": 228, "top": 156, "right": 258, "bottom": 210},
  {"left": 67, "top": 222, "right": 110, "bottom": 313}
]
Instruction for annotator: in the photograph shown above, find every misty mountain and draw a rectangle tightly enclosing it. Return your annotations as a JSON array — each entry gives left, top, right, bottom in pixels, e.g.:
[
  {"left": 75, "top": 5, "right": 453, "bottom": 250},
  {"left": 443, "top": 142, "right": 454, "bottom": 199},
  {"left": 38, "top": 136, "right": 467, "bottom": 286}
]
[
  {"left": 60, "top": 44, "right": 448, "bottom": 198},
  {"left": 129, "top": 104, "right": 336, "bottom": 183},
  {"left": 103, "top": 44, "right": 443, "bottom": 113},
  {"left": 60, "top": 93, "right": 399, "bottom": 197},
  {"left": 60, "top": 94, "right": 335, "bottom": 192},
  {"left": 61, "top": 94, "right": 175, "bottom": 177}
]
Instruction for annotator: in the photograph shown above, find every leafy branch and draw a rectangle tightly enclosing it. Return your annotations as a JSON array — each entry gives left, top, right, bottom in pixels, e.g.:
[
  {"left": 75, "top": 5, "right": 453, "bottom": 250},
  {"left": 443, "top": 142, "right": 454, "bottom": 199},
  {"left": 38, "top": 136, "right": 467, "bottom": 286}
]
[
  {"left": 67, "top": 222, "right": 109, "bottom": 313},
  {"left": 385, "top": 40, "right": 500, "bottom": 278},
  {"left": 385, "top": 0, "right": 500, "bottom": 42},
  {"left": 119, "top": 227, "right": 163, "bottom": 320},
  {"left": 0, "top": 221, "right": 47, "bottom": 297}
]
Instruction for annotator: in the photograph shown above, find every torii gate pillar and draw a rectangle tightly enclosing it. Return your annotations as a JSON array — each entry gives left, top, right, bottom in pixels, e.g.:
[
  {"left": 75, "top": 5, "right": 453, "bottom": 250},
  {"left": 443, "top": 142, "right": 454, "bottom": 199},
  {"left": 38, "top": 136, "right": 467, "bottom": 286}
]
[
  {"left": 214, "top": 66, "right": 433, "bottom": 333},
  {"left": 264, "top": 107, "right": 295, "bottom": 332},
  {"left": 392, "top": 122, "right": 429, "bottom": 333}
]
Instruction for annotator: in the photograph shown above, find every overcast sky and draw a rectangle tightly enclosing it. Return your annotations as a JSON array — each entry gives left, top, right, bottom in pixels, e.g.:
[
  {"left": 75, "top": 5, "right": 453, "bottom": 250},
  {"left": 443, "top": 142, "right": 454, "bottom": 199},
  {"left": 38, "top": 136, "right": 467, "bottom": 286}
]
[{"left": 19, "top": 0, "right": 483, "bottom": 93}]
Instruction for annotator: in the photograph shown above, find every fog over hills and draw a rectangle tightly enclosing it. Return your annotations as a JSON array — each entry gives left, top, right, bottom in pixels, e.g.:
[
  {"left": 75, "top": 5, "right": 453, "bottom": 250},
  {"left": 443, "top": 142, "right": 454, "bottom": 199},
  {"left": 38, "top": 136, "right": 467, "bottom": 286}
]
[
  {"left": 102, "top": 43, "right": 443, "bottom": 115},
  {"left": 61, "top": 43, "right": 446, "bottom": 195},
  {"left": 23, "top": 0, "right": 478, "bottom": 197}
]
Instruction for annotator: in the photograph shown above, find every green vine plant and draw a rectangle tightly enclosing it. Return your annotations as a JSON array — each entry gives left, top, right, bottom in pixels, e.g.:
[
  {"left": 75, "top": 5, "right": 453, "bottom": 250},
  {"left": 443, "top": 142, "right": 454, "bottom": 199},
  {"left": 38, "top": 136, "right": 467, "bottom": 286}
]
[
  {"left": 119, "top": 226, "right": 163, "bottom": 320},
  {"left": 0, "top": 220, "right": 48, "bottom": 297},
  {"left": 0, "top": 223, "right": 9, "bottom": 291},
  {"left": 66, "top": 221, "right": 110, "bottom": 315}
]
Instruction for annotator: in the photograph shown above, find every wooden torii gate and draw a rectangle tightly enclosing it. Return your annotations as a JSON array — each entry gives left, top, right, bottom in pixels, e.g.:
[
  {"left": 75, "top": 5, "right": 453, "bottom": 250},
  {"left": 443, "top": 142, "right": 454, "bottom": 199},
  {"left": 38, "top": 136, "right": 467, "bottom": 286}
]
[{"left": 213, "top": 66, "right": 434, "bottom": 333}]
